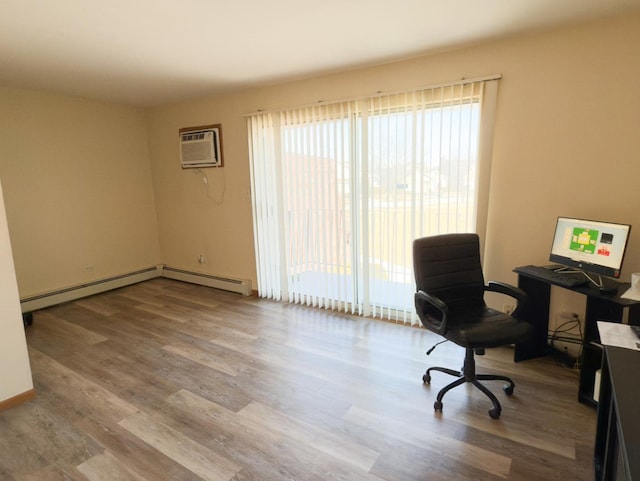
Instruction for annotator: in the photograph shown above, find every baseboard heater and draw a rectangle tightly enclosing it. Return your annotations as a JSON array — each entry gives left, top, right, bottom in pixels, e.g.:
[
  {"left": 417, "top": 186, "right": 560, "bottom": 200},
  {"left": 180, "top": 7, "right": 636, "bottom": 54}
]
[
  {"left": 161, "top": 266, "right": 252, "bottom": 296},
  {"left": 20, "top": 265, "right": 252, "bottom": 313},
  {"left": 20, "top": 267, "right": 161, "bottom": 312}
]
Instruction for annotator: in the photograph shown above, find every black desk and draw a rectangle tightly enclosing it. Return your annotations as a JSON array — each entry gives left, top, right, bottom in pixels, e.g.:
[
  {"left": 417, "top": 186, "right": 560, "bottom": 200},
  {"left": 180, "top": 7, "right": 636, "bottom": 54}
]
[
  {"left": 594, "top": 346, "right": 640, "bottom": 481},
  {"left": 513, "top": 266, "right": 640, "bottom": 405}
]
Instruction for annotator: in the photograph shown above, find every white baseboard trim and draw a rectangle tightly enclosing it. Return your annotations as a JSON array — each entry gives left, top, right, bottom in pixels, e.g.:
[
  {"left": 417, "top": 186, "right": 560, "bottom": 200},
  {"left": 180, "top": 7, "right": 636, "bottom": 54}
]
[
  {"left": 20, "top": 266, "right": 161, "bottom": 312},
  {"left": 161, "top": 266, "right": 252, "bottom": 296}
]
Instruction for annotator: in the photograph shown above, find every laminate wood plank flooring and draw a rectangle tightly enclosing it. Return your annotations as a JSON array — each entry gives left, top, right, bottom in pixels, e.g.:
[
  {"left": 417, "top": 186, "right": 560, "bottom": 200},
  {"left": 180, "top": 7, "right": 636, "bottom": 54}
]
[{"left": 1, "top": 278, "right": 596, "bottom": 480}]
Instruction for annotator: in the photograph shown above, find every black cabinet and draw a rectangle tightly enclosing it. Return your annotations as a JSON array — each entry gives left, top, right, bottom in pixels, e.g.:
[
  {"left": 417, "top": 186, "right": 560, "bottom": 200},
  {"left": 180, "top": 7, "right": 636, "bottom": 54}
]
[{"left": 595, "top": 346, "right": 640, "bottom": 481}]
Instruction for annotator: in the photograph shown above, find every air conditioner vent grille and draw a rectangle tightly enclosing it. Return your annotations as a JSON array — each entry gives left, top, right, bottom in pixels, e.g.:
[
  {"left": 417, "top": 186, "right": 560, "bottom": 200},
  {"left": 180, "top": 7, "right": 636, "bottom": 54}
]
[
  {"left": 179, "top": 125, "right": 223, "bottom": 169},
  {"left": 183, "top": 132, "right": 206, "bottom": 142}
]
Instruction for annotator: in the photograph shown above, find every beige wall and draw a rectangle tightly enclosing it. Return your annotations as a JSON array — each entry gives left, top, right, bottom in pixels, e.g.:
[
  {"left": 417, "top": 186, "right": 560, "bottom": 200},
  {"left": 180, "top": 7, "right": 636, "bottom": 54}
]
[
  {"left": 146, "top": 108, "right": 254, "bottom": 281},
  {"left": 147, "top": 11, "right": 640, "bottom": 308},
  {"left": 482, "top": 15, "right": 640, "bottom": 283},
  {"left": 0, "top": 88, "right": 161, "bottom": 298}
]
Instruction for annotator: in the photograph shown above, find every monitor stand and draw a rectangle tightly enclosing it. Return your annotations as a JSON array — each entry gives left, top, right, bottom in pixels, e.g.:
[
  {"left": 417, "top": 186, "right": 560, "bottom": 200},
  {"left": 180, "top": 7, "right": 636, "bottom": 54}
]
[{"left": 596, "top": 281, "right": 619, "bottom": 295}]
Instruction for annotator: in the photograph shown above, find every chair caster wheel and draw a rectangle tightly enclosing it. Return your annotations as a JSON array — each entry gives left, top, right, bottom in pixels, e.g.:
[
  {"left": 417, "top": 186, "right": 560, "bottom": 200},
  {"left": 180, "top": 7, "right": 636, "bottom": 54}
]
[
  {"left": 503, "top": 385, "right": 514, "bottom": 396},
  {"left": 488, "top": 407, "right": 501, "bottom": 419},
  {"left": 434, "top": 400, "right": 443, "bottom": 412},
  {"left": 423, "top": 373, "right": 431, "bottom": 384}
]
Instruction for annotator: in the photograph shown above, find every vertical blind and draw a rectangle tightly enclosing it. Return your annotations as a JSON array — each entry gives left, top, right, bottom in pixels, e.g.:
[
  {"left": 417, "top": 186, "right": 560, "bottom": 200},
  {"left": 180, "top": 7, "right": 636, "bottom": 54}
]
[{"left": 247, "top": 77, "right": 499, "bottom": 325}]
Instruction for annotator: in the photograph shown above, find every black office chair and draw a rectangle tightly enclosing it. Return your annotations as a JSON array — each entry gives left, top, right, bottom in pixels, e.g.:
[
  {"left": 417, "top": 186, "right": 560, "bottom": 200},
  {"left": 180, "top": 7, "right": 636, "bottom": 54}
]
[{"left": 413, "top": 233, "right": 532, "bottom": 419}]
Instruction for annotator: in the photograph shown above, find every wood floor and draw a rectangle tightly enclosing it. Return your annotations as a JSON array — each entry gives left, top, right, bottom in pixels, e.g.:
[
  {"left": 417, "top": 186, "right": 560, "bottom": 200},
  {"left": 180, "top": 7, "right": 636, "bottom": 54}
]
[{"left": 0, "top": 278, "right": 596, "bottom": 481}]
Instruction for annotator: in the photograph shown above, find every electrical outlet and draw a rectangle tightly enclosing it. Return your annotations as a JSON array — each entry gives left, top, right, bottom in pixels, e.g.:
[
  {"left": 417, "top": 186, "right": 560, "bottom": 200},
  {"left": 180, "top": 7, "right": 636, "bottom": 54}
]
[
  {"left": 83, "top": 265, "right": 94, "bottom": 272},
  {"left": 197, "top": 254, "right": 207, "bottom": 264}
]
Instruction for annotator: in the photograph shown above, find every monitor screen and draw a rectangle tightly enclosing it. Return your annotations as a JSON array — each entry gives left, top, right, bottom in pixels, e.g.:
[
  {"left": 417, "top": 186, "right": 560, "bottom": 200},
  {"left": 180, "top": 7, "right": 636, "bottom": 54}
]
[{"left": 549, "top": 217, "right": 631, "bottom": 278}]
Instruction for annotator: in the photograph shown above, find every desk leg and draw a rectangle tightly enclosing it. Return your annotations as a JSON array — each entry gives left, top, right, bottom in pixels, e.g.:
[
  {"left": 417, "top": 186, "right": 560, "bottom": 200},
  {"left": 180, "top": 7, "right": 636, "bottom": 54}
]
[{"left": 515, "top": 275, "right": 550, "bottom": 362}]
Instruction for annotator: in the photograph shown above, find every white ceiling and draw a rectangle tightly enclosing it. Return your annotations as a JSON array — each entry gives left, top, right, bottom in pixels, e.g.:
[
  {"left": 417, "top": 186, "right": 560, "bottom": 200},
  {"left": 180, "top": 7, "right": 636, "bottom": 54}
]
[{"left": 2, "top": 0, "right": 640, "bottom": 107}]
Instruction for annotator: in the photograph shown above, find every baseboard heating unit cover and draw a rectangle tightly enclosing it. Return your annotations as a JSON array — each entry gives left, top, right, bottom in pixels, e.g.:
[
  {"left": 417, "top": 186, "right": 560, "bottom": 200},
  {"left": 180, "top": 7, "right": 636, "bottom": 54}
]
[
  {"left": 161, "top": 266, "right": 252, "bottom": 296},
  {"left": 20, "top": 267, "right": 160, "bottom": 312}
]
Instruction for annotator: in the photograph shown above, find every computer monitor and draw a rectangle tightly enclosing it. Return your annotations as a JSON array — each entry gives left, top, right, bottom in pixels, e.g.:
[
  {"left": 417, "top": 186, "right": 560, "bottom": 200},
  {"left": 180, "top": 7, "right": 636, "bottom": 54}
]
[{"left": 549, "top": 217, "right": 631, "bottom": 279}]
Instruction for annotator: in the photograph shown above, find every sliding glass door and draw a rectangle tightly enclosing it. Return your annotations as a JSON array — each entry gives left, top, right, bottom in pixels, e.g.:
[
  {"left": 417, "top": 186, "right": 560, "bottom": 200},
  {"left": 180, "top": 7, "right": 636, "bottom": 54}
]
[{"left": 248, "top": 78, "right": 497, "bottom": 324}]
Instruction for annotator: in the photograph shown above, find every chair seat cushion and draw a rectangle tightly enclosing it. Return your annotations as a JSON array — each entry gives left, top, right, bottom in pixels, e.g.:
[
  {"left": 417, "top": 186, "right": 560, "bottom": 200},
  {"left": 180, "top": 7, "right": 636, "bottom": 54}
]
[{"left": 445, "top": 307, "right": 533, "bottom": 349}]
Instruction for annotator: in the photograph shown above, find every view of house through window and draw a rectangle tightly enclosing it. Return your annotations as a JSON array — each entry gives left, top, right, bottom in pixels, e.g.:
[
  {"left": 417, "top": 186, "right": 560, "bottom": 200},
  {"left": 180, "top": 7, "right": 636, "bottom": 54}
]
[{"left": 248, "top": 78, "right": 498, "bottom": 325}]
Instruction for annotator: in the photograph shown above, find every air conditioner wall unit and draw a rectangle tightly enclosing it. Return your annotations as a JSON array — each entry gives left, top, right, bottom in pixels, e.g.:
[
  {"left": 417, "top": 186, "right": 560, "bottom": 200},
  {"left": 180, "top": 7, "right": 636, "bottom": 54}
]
[{"left": 179, "top": 124, "right": 223, "bottom": 168}]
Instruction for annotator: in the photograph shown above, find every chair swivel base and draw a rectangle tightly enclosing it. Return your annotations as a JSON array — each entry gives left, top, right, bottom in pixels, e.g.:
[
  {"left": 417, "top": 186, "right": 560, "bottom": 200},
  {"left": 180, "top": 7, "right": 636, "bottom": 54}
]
[{"left": 422, "top": 348, "right": 515, "bottom": 419}]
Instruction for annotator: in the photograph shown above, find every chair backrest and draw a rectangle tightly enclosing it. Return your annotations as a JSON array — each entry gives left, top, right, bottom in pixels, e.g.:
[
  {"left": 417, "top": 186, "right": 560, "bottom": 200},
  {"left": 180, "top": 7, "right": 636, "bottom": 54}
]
[{"left": 413, "top": 233, "right": 486, "bottom": 311}]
